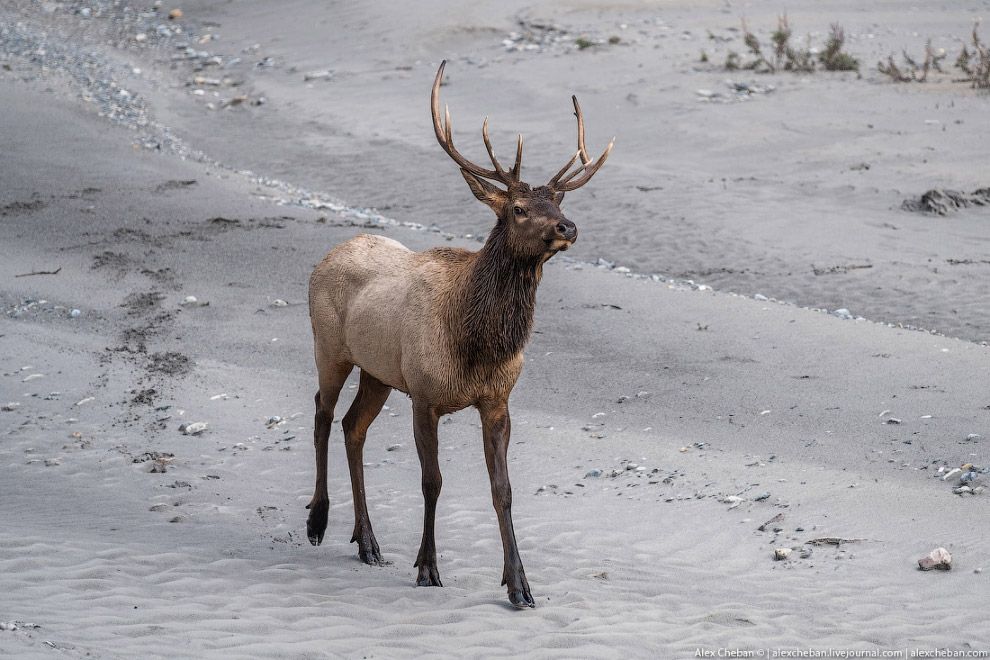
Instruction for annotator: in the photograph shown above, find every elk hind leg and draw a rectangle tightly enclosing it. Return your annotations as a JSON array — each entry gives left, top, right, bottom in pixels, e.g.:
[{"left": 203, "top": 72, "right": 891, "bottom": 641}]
[
  {"left": 306, "top": 362, "right": 352, "bottom": 546},
  {"left": 342, "top": 369, "right": 392, "bottom": 565}
]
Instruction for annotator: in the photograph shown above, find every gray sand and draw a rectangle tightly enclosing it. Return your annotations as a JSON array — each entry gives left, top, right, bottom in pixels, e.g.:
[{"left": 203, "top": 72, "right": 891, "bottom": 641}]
[{"left": 2, "top": 2, "right": 988, "bottom": 658}]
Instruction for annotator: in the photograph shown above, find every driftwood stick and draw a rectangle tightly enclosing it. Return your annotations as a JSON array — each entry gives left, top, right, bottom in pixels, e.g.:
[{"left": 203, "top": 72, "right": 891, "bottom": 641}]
[{"left": 15, "top": 267, "right": 62, "bottom": 278}]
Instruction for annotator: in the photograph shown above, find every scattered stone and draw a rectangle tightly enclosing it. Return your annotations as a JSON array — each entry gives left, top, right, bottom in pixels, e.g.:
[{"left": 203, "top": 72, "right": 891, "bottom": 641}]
[
  {"left": 885, "top": 418, "right": 902, "bottom": 425},
  {"left": 965, "top": 434, "right": 982, "bottom": 442},
  {"left": 584, "top": 468, "right": 603, "bottom": 478},
  {"left": 721, "top": 495, "right": 744, "bottom": 509},
  {"left": 773, "top": 548, "right": 792, "bottom": 561},
  {"left": 303, "top": 70, "right": 333, "bottom": 81},
  {"left": 942, "top": 467, "right": 963, "bottom": 481},
  {"left": 44, "top": 457, "right": 61, "bottom": 467},
  {"left": 754, "top": 492, "right": 771, "bottom": 502},
  {"left": 918, "top": 547, "right": 952, "bottom": 571},
  {"left": 758, "top": 513, "right": 785, "bottom": 531},
  {"left": 1, "top": 402, "right": 20, "bottom": 412},
  {"left": 266, "top": 416, "right": 282, "bottom": 428},
  {"left": 387, "top": 444, "right": 403, "bottom": 452},
  {"left": 806, "top": 537, "right": 866, "bottom": 546},
  {"left": 168, "top": 9, "right": 183, "bottom": 20},
  {"left": 178, "top": 421, "right": 208, "bottom": 435},
  {"left": 953, "top": 485, "right": 973, "bottom": 495}
]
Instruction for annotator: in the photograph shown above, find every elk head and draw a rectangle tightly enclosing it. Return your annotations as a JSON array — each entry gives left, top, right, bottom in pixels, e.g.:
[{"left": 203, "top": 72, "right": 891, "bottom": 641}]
[{"left": 431, "top": 61, "right": 614, "bottom": 260}]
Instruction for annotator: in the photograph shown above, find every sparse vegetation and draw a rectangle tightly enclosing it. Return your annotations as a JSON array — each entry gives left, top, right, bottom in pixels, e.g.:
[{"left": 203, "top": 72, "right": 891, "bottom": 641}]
[
  {"left": 723, "top": 16, "right": 857, "bottom": 75},
  {"left": 819, "top": 23, "right": 859, "bottom": 71},
  {"left": 879, "top": 21, "right": 989, "bottom": 89},
  {"left": 878, "top": 39, "right": 946, "bottom": 82},
  {"left": 956, "top": 21, "right": 990, "bottom": 89}
]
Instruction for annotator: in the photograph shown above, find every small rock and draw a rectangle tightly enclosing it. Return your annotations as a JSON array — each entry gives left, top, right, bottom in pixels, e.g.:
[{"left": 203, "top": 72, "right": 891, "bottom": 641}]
[
  {"left": 1, "top": 402, "right": 20, "bottom": 412},
  {"left": 918, "top": 547, "right": 952, "bottom": 571},
  {"left": 387, "top": 444, "right": 403, "bottom": 452},
  {"left": 625, "top": 463, "right": 638, "bottom": 471},
  {"left": 584, "top": 469, "right": 603, "bottom": 478},
  {"left": 168, "top": 8, "right": 183, "bottom": 19},
  {"left": 754, "top": 492, "right": 771, "bottom": 502},
  {"left": 70, "top": 309, "right": 82, "bottom": 318},
  {"left": 179, "top": 295, "right": 198, "bottom": 306},
  {"left": 885, "top": 418, "right": 902, "bottom": 425},
  {"left": 44, "top": 457, "right": 61, "bottom": 467},
  {"left": 965, "top": 434, "right": 982, "bottom": 442},
  {"left": 953, "top": 486, "right": 972, "bottom": 495},
  {"left": 178, "top": 421, "right": 208, "bottom": 435},
  {"left": 942, "top": 467, "right": 962, "bottom": 481},
  {"left": 773, "top": 548, "right": 792, "bottom": 561}
]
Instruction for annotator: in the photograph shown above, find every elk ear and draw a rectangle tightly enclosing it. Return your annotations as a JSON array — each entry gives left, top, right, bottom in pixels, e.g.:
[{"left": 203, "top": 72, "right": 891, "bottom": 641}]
[{"left": 461, "top": 169, "right": 507, "bottom": 212}]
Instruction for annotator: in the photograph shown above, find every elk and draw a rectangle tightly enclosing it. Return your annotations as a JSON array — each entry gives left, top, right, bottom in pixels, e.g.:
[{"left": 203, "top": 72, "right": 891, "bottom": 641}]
[{"left": 305, "top": 61, "right": 612, "bottom": 608}]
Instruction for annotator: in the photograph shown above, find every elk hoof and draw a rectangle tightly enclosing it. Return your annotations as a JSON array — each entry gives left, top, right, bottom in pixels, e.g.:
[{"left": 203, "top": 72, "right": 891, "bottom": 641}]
[
  {"left": 508, "top": 589, "right": 535, "bottom": 609},
  {"left": 306, "top": 499, "right": 329, "bottom": 546},
  {"left": 415, "top": 565, "right": 443, "bottom": 587},
  {"left": 357, "top": 545, "right": 383, "bottom": 566}
]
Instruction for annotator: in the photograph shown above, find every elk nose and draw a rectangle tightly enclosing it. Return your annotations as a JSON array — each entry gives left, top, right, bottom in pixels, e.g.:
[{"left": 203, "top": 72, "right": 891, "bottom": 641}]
[{"left": 556, "top": 219, "right": 577, "bottom": 241}]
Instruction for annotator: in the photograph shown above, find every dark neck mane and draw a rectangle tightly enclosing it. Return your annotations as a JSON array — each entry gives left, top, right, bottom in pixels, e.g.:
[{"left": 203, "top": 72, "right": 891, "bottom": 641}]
[{"left": 453, "top": 223, "right": 543, "bottom": 372}]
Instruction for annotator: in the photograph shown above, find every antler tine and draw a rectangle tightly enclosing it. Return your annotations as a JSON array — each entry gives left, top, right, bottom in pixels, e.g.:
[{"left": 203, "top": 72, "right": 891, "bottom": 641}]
[
  {"left": 572, "top": 95, "right": 591, "bottom": 166},
  {"left": 511, "top": 134, "right": 523, "bottom": 181},
  {"left": 481, "top": 117, "right": 511, "bottom": 180},
  {"left": 555, "top": 138, "right": 614, "bottom": 192},
  {"left": 548, "top": 95, "right": 615, "bottom": 192},
  {"left": 431, "top": 61, "right": 501, "bottom": 181},
  {"left": 547, "top": 151, "right": 580, "bottom": 188}
]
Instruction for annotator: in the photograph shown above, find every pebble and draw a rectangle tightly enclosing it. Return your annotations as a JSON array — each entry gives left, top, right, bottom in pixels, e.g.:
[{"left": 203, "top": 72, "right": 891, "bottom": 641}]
[
  {"left": 387, "top": 444, "right": 403, "bottom": 452},
  {"left": 585, "top": 469, "right": 603, "bottom": 478},
  {"left": 773, "top": 548, "right": 792, "bottom": 561},
  {"left": 70, "top": 309, "right": 82, "bottom": 318},
  {"left": 941, "top": 467, "right": 962, "bottom": 481},
  {"left": 754, "top": 492, "right": 771, "bottom": 501},
  {"left": 1, "top": 402, "right": 20, "bottom": 412},
  {"left": 965, "top": 434, "right": 982, "bottom": 442},
  {"left": 918, "top": 547, "right": 952, "bottom": 571},
  {"left": 178, "top": 421, "right": 208, "bottom": 435}
]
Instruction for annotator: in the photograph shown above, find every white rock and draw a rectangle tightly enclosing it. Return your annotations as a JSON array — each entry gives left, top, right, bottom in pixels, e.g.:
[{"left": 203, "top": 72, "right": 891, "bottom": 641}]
[
  {"left": 773, "top": 548, "right": 792, "bottom": 561},
  {"left": 179, "top": 421, "right": 208, "bottom": 435},
  {"left": 918, "top": 547, "right": 952, "bottom": 571}
]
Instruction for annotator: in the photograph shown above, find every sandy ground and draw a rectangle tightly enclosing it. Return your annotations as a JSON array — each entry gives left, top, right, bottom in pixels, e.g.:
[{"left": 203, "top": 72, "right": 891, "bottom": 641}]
[{"left": 2, "top": 1, "right": 989, "bottom": 658}]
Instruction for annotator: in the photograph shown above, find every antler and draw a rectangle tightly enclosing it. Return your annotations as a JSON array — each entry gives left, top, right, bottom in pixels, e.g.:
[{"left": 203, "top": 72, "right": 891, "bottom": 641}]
[
  {"left": 547, "top": 96, "right": 615, "bottom": 193},
  {"left": 431, "top": 61, "right": 523, "bottom": 185}
]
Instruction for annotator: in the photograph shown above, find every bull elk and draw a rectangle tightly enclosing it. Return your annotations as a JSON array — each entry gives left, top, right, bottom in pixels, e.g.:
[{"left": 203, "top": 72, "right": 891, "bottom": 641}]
[{"left": 305, "top": 61, "right": 613, "bottom": 608}]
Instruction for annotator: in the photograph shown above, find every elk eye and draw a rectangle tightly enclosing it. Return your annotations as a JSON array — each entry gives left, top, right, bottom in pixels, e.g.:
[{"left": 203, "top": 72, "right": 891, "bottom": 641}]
[{"left": 513, "top": 205, "right": 526, "bottom": 216}]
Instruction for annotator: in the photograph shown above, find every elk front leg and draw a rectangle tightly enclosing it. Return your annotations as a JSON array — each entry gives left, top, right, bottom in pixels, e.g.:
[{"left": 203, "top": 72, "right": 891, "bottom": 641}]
[
  {"left": 412, "top": 402, "right": 443, "bottom": 587},
  {"left": 341, "top": 370, "right": 392, "bottom": 565},
  {"left": 478, "top": 398, "right": 533, "bottom": 608}
]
